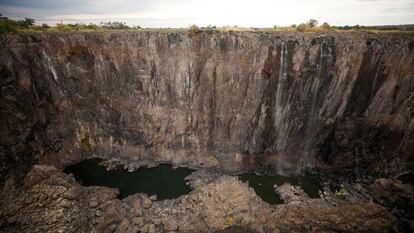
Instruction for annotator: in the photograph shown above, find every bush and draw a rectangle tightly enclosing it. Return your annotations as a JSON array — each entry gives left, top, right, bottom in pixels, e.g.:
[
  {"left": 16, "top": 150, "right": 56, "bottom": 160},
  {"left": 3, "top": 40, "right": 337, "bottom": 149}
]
[
  {"left": 189, "top": 24, "right": 201, "bottom": 33},
  {"left": 99, "top": 21, "right": 130, "bottom": 29},
  {"left": 322, "top": 22, "right": 331, "bottom": 31},
  {"left": 335, "top": 185, "right": 349, "bottom": 200},
  {"left": 0, "top": 18, "right": 17, "bottom": 33},
  {"left": 55, "top": 23, "right": 73, "bottom": 32},
  {"left": 41, "top": 23, "right": 50, "bottom": 29},
  {"left": 297, "top": 23, "right": 309, "bottom": 32},
  {"left": 202, "top": 24, "right": 217, "bottom": 33},
  {"left": 0, "top": 15, "right": 30, "bottom": 33}
]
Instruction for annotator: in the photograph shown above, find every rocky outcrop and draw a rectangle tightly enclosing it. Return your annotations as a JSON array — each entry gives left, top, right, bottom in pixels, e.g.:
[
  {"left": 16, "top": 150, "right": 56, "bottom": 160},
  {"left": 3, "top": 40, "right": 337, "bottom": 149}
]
[
  {"left": 0, "top": 165, "right": 396, "bottom": 233},
  {"left": 368, "top": 178, "right": 414, "bottom": 232},
  {"left": 275, "top": 183, "right": 309, "bottom": 203},
  {"left": 0, "top": 31, "right": 413, "bottom": 180}
]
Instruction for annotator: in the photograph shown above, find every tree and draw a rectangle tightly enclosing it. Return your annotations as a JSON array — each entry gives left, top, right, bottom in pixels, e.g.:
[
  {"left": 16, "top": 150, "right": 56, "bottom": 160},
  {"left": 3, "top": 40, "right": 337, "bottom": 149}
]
[
  {"left": 189, "top": 24, "right": 200, "bottom": 33},
  {"left": 322, "top": 22, "right": 330, "bottom": 30},
  {"left": 307, "top": 19, "right": 318, "bottom": 27},
  {"left": 18, "top": 17, "right": 35, "bottom": 28},
  {"left": 41, "top": 23, "right": 50, "bottom": 29},
  {"left": 290, "top": 24, "right": 297, "bottom": 28},
  {"left": 99, "top": 21, "right": 129, "bottom": 29}
]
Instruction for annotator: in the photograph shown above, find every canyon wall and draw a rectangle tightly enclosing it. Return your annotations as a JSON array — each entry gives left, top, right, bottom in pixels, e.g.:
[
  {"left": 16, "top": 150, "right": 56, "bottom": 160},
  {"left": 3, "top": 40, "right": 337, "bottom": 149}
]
[{"left": 1, "top": 31, "right": 413, "bottom": 178}]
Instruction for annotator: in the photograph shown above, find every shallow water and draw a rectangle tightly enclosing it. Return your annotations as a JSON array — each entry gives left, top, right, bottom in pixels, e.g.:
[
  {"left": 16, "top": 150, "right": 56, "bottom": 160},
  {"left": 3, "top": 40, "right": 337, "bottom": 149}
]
[
  {"left": 238, "top": 172, "right": 322, "bottom": 204},
  {"left": 64, "top": 158, "right": 195, "bottom": 199}
]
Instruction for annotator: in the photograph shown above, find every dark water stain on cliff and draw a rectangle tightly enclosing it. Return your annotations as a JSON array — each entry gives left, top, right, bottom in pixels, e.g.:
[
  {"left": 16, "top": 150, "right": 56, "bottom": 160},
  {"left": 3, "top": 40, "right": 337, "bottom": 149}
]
[
  {"left": 239, "top": 172, "right": 321, "bottom": 204},
  {"left": 64, "top": 158, "right": 195, "bottom": 199}
]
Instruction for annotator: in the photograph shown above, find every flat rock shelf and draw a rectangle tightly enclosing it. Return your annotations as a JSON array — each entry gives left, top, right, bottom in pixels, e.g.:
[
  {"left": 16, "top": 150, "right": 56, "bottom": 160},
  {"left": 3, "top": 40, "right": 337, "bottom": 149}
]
[
  {"left": 238, "top": 172, "right": 322, "bottom": 204},
  {"left": 64, "top": 158, "right": 195, "bottom": 199}
]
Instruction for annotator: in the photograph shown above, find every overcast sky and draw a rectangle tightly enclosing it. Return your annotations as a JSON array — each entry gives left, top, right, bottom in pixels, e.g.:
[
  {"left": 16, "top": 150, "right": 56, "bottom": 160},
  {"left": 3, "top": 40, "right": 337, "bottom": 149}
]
[{"left": 0, "top": 0, "right": 413, "bottom": 27}]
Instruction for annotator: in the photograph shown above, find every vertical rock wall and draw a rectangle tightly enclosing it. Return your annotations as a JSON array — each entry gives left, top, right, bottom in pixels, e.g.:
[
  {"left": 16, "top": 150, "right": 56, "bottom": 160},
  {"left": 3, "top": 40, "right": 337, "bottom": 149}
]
[{"left": 0, "top": 32, "right": 413, "bottom": 178}]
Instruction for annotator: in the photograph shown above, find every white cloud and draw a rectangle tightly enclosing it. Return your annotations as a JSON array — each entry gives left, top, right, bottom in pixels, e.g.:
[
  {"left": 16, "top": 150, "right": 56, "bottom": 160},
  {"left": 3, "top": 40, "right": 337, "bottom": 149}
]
[{"left": 1, "top": 0, "right": 413, "bottom": 27}]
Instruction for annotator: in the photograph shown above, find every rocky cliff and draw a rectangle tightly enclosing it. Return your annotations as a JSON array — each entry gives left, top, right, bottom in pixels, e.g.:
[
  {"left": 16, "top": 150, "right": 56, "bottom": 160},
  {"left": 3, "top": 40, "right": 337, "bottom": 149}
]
[{"left": 1, "top": 31, "right": 413, "bottom": 179}]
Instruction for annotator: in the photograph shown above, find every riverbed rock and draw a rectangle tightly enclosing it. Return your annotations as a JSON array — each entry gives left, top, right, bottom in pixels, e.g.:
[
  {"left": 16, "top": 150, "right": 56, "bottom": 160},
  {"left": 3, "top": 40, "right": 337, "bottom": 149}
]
[
  {"left": 115, "top": 218, "right": 131, "bottom": 233},
  {"left": 0, "top": 165, "right": 397, "bottom": 232},
  {"left": 162, "top": 218, "right": 179, "bottom": 231},
  {"left": 275, "top": 183, "right": 309, "bottom": 203},
  {"left": 63, "top": 187, "right": 81, "bottom": 200},
  {"left": 272, "top": 199, "right": 396, "bottom": 233},
  {"left": 141, "top": 195, "right": 152, "bottom": 209},
  {"left": 131, "top": 217, "right": 144, "bottom": 227}
]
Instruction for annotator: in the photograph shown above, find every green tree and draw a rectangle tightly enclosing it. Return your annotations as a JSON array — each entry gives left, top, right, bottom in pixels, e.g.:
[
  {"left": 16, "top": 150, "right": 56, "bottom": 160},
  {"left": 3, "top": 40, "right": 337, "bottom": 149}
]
[
  {"left": 307, "top": 19, "right": 318, "bottom": 27},
  {"left": 0, "top": 15, "right": 18, "bottom": 33},
  {"left": 18, "top": 17, "right": 35, "bottom": 28},
  {"left": 189, "top": 24, "right": 200, "bottom": 33},
  {"left": 322, "top": 22, "right": 331, "bottom": 30}
]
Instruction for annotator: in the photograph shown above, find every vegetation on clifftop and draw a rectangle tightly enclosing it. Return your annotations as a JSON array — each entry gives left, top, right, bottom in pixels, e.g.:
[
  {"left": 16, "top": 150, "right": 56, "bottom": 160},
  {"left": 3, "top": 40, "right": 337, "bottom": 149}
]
[
  {"left": 0, "top": 14, "right": 140, "bottom": 33},
  {"left": 1, "top": 14, "right": 413, "bottom": 34}
]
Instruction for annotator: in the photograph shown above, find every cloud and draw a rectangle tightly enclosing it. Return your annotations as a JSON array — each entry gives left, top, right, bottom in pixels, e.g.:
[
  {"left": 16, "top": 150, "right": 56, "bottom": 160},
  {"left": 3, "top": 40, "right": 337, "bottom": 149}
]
[
  {"left": 382, "top": 2, "right": 414, "bottom": 13},
  {"left": 0, "top": 0, "right": 413, "bottom": 27}
]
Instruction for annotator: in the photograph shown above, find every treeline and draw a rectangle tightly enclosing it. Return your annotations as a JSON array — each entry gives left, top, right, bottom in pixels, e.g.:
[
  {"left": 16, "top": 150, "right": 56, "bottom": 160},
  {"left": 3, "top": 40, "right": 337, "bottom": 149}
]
[
  {"left": 0, "top": 15, "right": 141, "bottom": 33},
  {"left": 334, "top": 24, "right": 414, "bottom": 31},
  {"left": 1, "top": 14, "right": 413, "bottom": 34},
  {"left": 0, "top": 15, "right": 36, "bottom": 33},
  {"left": 271, "top": 19, "right": 414, "bottom": 32}
]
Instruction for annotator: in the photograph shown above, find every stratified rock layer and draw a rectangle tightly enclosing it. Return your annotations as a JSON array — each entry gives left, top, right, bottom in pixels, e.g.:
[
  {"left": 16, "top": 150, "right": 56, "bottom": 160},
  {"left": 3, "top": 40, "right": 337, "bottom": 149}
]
[{"left": 0, "top": 32, "right": 413, "bottom": 178}]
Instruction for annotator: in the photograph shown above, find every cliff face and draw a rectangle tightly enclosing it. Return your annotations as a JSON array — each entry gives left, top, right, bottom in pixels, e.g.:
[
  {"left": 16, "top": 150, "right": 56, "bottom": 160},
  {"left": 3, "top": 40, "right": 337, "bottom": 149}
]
[{"left": 1, "top": 31, "right": 413, "bottom": 177}]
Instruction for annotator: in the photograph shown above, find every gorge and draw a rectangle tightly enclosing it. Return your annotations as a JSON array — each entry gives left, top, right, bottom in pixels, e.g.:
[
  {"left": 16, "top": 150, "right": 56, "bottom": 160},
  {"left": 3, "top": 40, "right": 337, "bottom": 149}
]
[{"left": 0, "top": 31, "right": 413, "bottom": 232}]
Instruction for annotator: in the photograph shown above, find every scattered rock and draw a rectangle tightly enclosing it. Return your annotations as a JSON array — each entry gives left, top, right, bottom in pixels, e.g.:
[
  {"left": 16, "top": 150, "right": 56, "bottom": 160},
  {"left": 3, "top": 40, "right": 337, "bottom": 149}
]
[
  {"left": 63, "top": 187, "right": 81, "bottom": 200},
  {"left": 88, "top": 198, "right": 99, "bottom": 208},
  {"left": 115, "top": 218, "right": 130, "bottom": 233},
  {"left": 275, "top": 183, "right": 308, "bottom": 203},
  {"left": 163, "top": 218, "right": 178, "bottom": 231},
  {"left": 131, "top": 217, "right": 144, "bottom": 227},
  {"left": 141, "top": 196, "right": 152, "bottom": 209}
]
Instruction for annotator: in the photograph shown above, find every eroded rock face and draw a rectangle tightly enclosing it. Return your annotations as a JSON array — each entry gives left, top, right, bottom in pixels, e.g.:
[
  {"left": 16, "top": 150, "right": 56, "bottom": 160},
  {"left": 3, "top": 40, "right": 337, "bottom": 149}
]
[
  {"left": 0, "top": 165, "right": 396, "bottom": 233},
  {"left": 0, "top": 32, "right": 413, "bottom": 179}
]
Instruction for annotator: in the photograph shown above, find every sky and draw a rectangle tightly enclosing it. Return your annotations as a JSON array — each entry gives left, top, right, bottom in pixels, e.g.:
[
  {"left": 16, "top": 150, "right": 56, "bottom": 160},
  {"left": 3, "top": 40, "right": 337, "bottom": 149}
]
[{"left": 0, "top": 0, "right": 413, "bottom": 28}]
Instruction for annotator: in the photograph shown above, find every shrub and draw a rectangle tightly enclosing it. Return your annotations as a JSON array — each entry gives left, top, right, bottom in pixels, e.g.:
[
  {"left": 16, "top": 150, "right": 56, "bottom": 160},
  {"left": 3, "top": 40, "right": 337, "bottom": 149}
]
[
  {"left": 189, "top": 24, "right": 201, "bottom": 33},
  {"left": 0, "top": 18, "right": 17, "bottom": 33},
  {"left": 99, "top": 21, "right": 130, "bottom": 29},
  {"left": 322, "top": 22, "right": 331, "bottom": 31},
  {"left": 224, "top": 216, "right": 233, "bottom": 227},
  {"left": 55, "top": 23, "right": 73, "bottom": 32},
  {"left": 297, "top": 23, "right": 309, "bottom": 32},
  {"left": 203, "top": 24, "right": 217, "bottom": 33},
  {"left": 335, "top": 185, "right": 349, "bottom": 200},
  {"left": 41, "top": 23, "right": 50, "bottom": 29}
]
